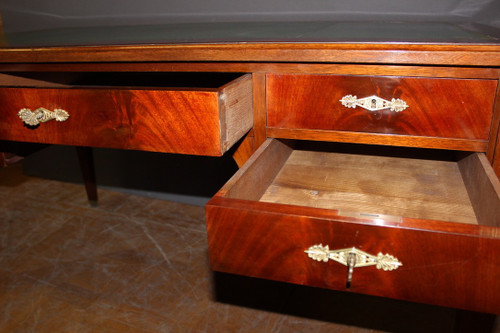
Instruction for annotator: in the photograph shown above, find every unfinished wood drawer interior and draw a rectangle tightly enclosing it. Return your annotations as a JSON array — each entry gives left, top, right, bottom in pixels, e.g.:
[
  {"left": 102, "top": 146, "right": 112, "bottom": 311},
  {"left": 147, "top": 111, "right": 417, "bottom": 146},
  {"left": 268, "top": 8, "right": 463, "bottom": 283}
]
[
  {"left": 0, "top": 72, "right": 252, "bottom": 156},
  {"left": 206, "top": 139, "right": 500, "bottom": 314},
  {"left": 267, "top": 74, "right": 498, "bottom": 151}
]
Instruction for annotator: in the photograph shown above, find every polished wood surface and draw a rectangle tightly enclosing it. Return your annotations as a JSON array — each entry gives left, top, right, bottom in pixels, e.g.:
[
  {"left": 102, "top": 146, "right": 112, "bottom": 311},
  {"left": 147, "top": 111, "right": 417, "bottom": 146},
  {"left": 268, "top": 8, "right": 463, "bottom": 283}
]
[
  {"left": 0, "top": 63, "right": 498, "bottom": 80},
  {"left": 487, "top": 87, "right": 500, "bottom": 164},
  {"left": 0, "top": 43, "right": 499, "bottom": 66},
  {"left": 0, "top": 87, "right": 129, "bottom": 148},
  {"left": 267, "top": 74, "right": 497, "bottom": 144},
  {"left": 252, "top": 73, "right": 267, "bottom": 147},
  {"left": 495, "top": 132, "right": 500, "bottom": 176},
  {"left": 0, "top": 75, "right": 252, "bottom": 156},
  {"left": 232, "top": 132, "right": 255, "bottom": 168},
  {"left": 206, "top": 200, "right": 500, "bottom": 314},
  {"left": 267, "top": 128, "right": 489, "bottom": 151}
]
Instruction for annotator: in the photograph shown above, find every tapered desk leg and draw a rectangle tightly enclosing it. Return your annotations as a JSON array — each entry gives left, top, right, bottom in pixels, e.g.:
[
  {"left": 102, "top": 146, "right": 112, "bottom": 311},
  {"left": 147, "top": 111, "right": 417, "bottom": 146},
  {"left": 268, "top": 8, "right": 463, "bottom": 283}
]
[
  {"left": 76, "top": 147, "right": 98, "bottom": 206},
  {"left": 0, "top": 152, "right": 8, "bottom": 167}
]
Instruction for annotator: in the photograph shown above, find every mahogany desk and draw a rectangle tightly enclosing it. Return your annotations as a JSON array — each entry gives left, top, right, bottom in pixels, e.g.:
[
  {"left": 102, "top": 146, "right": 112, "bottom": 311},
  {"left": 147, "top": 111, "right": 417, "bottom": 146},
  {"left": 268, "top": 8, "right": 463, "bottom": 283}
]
[{"left": 0, "top": 22, "right": 499, "bottom": 315}]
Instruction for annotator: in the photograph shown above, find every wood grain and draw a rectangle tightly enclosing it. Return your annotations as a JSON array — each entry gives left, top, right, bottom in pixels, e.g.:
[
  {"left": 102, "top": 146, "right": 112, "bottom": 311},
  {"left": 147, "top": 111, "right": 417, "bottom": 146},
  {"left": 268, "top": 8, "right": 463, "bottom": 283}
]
[
  {"left": 458, "top": 153, "right": 500, "bottom": 227},
  {"left": 0, "top": 43, "right": 499, "bottom": 66},
  {"left": 126, "top": 89, "right": 223, "bottom": 155},
  {"left": 206, "top": 200, "right": 500, "bottom": 314},
  {"left": 489, "top": 83, "right": 500, "bottom": 178},
  {"left": 495, "top": 134, "right": 500, "bottom": 177},
  {"left": 0, "top": 88, "right": 130, "bottom": 149},
  {"left": 232, "top": 132, "right": 255, "bottom": 168},
  {"left": 0, "top": 63, "right": 498, "bottom": 80},
  {"left": 267, "top": 128, "right": 489, "bottom": 152},
  {"left": 486, "top": 83, "right": 500, "bottom": 163},
  {"left": 219, "top": 74, "right": 253, "bottom": 152},
  {"left": 252, "top": 73, "right": 267, "bottom": 147},
  {"left": 0, "top": 73, "right": 71, "bottom": 87},
  {"left": 220, "top": 139, "right": 292, "bottom": 201},
  {"left": 267, "top": 74, "right": 497, "bottom": 143},
  {"left": 260, "top": 150, "right": 477, "bottom": 224}
]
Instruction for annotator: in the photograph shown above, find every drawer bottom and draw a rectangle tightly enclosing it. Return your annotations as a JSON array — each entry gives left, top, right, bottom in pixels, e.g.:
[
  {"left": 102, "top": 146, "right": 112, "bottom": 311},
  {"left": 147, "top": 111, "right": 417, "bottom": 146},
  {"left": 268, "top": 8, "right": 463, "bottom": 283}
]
[{"left": 259, "top": 148, "right": 477, "bottom": 224}]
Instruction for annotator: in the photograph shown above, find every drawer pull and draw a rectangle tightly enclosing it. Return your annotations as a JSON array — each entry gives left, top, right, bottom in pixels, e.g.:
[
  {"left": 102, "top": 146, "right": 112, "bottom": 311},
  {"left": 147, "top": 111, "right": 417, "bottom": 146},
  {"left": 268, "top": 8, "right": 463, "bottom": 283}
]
[
  {"left": 340, "top": 95, "right": 408, "bottom": 112},
  {"left": 305, "top": 245, "right": 402, "bottom": 287},
  {"left": 18, "top": 107, "right": 69, "bottom": 126}
]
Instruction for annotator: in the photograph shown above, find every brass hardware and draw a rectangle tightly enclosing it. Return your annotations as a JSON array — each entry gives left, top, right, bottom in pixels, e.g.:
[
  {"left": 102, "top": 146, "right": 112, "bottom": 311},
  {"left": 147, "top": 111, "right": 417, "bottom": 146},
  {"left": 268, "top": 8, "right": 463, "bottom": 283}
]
[
  {"left": 340, "top": 95, "right": 408, "bottom": 112},
  {"left": 305, "top": 245, "right": 402, "bottom": 287},
  {"left": 18, "top": 107, "right": 69, "bottom": 126}
]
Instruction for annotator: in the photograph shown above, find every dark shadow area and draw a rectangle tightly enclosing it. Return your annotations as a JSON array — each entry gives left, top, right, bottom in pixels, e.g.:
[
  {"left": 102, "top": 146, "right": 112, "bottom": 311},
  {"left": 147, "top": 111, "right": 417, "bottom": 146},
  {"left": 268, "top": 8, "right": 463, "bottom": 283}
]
[
  {"left": 21, "top": 144, "right": 239, "bottom": 201},
  {"left": 6, "top": 71, "right": 243, "bottom": 88},
  {"left": 213, "top": 272, "right": 499, "bottom": 333},
  {"left": 0, "top": 141, "right": 48, "bottom": 157},
  {"left": 0, "top": 141, "right": 48, "bottom": 187},
  {"left": 295, "top": 139, "right": 462, "bottom": 162}
]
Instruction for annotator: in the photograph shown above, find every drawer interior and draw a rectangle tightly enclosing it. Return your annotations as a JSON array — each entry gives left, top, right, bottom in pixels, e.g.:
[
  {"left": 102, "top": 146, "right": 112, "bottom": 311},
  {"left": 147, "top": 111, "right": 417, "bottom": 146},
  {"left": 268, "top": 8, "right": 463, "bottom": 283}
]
[
  {"left": 0, "top": 72, "right": 244, "bottom": 89},
  {"left": 221, "top": 139, "right": 500, "bottom": 227}
]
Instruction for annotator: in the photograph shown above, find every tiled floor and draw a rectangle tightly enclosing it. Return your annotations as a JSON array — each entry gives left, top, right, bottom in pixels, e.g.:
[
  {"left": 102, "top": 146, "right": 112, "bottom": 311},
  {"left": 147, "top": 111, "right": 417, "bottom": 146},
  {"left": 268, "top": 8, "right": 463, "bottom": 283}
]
[{"left": 0, "top": 163, "right": 497, "bottom": 332}]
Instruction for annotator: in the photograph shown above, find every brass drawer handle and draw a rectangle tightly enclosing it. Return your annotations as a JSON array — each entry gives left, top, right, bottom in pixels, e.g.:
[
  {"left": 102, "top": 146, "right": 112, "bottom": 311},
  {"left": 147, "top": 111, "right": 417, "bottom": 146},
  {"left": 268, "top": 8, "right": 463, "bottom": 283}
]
[
  {"left": 18, "top": 107, "right": 69, "bottom": 126},
  {"left": 305, "top": 245, "right": 402, "bottom": 288},
  {"left": 340, "top": 95, "right": 408, "bottom": 112}
]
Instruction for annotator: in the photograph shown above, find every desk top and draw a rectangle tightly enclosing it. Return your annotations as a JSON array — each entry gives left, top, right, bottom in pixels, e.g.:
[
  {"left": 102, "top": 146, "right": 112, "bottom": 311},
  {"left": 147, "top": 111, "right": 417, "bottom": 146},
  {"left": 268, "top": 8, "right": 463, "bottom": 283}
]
[
  {"left": 0, "top": 21, "right": 499, "bottom": 65},
  {"left": 3, "top": 21, "right": 499, "bottom": 47}
]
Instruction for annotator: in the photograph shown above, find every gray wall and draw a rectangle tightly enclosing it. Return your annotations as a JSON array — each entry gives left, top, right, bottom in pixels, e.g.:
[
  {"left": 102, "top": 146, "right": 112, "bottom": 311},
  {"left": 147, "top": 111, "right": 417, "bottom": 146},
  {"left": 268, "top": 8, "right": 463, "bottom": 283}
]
[{"left": 1, "top": 0, "right": 499, "bottom": 33}]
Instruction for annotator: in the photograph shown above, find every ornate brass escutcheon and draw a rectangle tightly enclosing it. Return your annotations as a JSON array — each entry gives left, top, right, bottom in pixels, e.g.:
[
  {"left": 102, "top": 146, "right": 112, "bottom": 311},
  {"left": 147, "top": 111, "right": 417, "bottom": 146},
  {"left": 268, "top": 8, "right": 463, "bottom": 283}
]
[
  {"left": 340, "top": 94, "right": 408, "bottom": 112},
  {"left": 305, "top": 245, "right": 402, "bottom": 288},
  {"left": 18, "top": 107, "right": 70, "bottom": 126}
]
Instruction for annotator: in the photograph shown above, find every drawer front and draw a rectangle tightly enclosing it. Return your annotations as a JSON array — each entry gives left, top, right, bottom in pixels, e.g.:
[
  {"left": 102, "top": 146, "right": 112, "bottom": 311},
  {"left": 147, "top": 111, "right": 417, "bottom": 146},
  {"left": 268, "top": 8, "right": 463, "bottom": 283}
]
[
  {"left": 206, "top": 201, "right": 500, "bottom": 314},
  {"left": 0, "top": 74, "right": 252, "bottom": 156},
  {"left": 267, "top": 74, "right": 497, "bottom": 142},
  {"left": 0, "top": 88, "right": 130, "bottom": 148}
]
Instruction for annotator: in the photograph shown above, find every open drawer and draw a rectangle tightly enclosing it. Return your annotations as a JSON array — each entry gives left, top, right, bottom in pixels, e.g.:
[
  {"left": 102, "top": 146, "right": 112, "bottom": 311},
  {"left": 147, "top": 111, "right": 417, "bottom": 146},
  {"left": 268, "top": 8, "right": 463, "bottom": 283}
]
[
  {"left": 0, "top": 73, "right": 252, "bottom": 156},
  {"left": 206, "top": 139, "right": 500, "bottom": 314}
]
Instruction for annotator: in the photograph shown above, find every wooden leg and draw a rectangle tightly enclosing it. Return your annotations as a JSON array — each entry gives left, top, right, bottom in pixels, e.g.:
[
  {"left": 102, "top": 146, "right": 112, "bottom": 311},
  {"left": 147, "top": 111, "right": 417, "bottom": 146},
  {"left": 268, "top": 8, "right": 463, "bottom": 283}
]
[
  {"left": 232, "top": 132, "right": 256, "bottom": 168},
  {"left": 0, "top": 152, "right": 24, "bottom": 167},
  {"left": 252, "top": 72, "right": 267, "bottom": 147},
  {"left": 0, "top": 152, "right": 7, "bottom": 167},
  {"left": 76, "top": 147, "right": 98, "bottom": 206}
]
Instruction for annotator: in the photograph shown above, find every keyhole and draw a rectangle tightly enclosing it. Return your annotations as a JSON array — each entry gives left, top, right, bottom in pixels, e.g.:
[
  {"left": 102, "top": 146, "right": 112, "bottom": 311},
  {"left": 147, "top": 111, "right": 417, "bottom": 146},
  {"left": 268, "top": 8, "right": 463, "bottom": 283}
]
[
  {"left": 371, "top": 99, "right": 377, "bottom": 109},
  {"left": 346, "top": 252, "right": 356, "bottom": 289}
]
